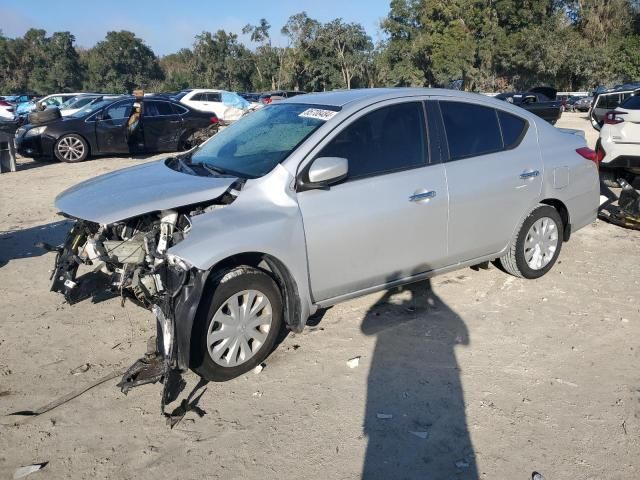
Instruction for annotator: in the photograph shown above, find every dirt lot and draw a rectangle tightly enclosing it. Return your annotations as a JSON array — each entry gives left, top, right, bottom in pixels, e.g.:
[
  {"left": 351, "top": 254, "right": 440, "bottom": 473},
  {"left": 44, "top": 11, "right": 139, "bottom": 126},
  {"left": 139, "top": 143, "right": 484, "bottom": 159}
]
[{"left": 1, "top": 112, "right": 638, "bottom": 479}]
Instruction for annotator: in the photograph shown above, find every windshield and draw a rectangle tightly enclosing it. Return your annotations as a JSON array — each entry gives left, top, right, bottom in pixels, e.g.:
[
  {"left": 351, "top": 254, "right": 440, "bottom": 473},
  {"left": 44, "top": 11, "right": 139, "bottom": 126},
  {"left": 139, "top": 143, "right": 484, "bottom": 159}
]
[
  {"left": 221, "top": 91, "right": 250, "bottom": 109},
  {"left": 189, "top": 103, "right": 338, "bottom": 178},
  {"left": 70, "top": 99, "right": 115, "bottom": 118}
]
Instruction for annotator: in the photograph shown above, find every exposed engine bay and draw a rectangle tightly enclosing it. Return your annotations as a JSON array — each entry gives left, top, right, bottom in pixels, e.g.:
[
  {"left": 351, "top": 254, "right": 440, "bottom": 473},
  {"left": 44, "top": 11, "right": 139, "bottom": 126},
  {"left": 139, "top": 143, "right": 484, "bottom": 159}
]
[{"left": 47, "top": 186, "right": 240, "bottom": 404}]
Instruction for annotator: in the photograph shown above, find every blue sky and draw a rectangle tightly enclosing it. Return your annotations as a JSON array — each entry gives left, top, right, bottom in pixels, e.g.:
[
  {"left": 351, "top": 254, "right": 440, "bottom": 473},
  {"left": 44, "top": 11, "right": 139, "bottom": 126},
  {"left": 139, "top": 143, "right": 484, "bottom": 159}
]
[{"left": 0, "top": 0, "right": 390, "bottom": 55}]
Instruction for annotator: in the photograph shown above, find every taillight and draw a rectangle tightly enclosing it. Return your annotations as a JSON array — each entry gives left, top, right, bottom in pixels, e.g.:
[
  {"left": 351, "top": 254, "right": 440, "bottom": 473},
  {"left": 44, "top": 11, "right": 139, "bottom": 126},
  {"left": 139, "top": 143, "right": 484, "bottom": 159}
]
[
  {"left": 604, "top": 110, "right": 626, "bottom": 125},
  {"left": 210, "top": 116, "right": 219, "bottom": 124},
  {"left": 263, "top": 97, "right": 272, "bottom": 105},
  {"left": 576, "top": 146, "right": 601, "bottom": 168},
  {"left": 0, "top": 100, "right": 10, "bottom": 106}
]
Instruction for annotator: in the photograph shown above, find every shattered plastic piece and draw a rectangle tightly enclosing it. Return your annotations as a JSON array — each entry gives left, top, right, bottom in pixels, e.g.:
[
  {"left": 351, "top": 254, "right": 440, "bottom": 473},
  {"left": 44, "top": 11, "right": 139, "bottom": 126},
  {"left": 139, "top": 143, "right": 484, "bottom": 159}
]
[
  {"left": 455, "top": 460, "right": 470, "bottom": 469},
  {"left": 252, "top": 391, "right": 263, "bottom": 397},
  {"left": 117, "top": 354, "right": 167, "bottom": 394},
  {"left": 346, "top": 356, "right": 361, "bottom": 368},
  {"left": 376, "top": 413, "right": 393, "bottom": 419},
  {"left": 70, "top": 363, "right": 91, "bottom": 375},
  {"left": 253, "top": 363, "right": 265, "bottom": 374},
  {"left": 532, "top": 472, "right": 545, "bottom": 480},
  {"left": 13, "top": 462, "right": 48, "bottom": 479},
  {"left": 409, "top": 431, "right": 429, "bottom": 439}
]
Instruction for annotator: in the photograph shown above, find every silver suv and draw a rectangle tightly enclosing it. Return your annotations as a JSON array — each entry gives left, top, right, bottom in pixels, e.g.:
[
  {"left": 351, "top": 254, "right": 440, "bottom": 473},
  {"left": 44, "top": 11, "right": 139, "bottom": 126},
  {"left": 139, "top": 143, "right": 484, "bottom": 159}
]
[{"left": 49, "top": 88, "right": 599, "bottom": 388}]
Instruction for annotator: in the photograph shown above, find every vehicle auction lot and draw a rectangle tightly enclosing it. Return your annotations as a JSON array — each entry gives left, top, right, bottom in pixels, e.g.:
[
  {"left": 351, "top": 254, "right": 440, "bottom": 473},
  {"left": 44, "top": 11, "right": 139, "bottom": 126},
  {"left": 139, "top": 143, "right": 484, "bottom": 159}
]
[{"left": 1, "top": 113, "right": 638, "bottom": 479}]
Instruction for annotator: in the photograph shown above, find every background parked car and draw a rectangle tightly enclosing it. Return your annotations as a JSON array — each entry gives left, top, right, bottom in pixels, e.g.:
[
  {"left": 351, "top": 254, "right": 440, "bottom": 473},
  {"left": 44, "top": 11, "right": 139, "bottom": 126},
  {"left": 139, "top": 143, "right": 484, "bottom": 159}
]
[
  {"left": 258, "top": 90, "right": 307, "bottom": 104},
  {"left": 59, "top": 94, "right": 118, "bottom": 116},
  {"left": 597, "top": 90, "right": 640, "bottom": 186},
  {"left": 0, "top": 97, "right": 15, "bottom": 120},
  {"left": 239, "top": 92, "right": 261, "bottom": 102},
  {"left": 15, "top": 96, "right": 218, "bottom": 162},
  {"left": 495, "top": 88, "right": 562, "bottom": 124},
  {"left": 15, "top": 93, "right": 87, "bottom": 120},
  {"left": 589, "top": 87, "right": 637, "bottom": 130},
  {"left": 573, "top": 96, "right": 593, "bottom": 112},
  {"left": 175, "top": 88, "right": 260, "bottom": 122}
]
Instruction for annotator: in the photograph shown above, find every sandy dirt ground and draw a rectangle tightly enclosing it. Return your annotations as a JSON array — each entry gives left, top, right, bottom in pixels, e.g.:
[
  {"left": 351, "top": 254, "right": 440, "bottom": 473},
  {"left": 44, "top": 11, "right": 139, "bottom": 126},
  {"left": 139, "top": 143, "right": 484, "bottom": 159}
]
[{"left": 0, "top": 112, "right": 638, "bottom": 480}]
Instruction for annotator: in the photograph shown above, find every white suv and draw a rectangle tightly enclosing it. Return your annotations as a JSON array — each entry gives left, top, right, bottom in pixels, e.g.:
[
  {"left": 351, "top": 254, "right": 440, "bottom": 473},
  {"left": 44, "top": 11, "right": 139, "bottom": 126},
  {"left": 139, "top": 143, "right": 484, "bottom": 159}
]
[
  {"left": 598, "top": 90, "right": 640, "bottom": 186},
  {"left": 175, "top": 89, "right": 260, "bottom": 123}
]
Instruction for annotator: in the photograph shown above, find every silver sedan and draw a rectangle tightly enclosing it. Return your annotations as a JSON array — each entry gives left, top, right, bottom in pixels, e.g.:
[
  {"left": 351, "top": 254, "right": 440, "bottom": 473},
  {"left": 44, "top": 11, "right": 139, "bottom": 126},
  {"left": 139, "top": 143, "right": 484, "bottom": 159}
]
[{"left": 51, "top": 88, "right": 600, "bottom": 385}]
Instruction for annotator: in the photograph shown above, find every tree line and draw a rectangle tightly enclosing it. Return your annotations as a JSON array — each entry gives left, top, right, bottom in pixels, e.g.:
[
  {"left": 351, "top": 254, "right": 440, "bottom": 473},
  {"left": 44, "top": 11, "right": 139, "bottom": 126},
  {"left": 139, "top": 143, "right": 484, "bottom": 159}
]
[{"left": 0, "top": 1, "right": 639, "bottom": 96}]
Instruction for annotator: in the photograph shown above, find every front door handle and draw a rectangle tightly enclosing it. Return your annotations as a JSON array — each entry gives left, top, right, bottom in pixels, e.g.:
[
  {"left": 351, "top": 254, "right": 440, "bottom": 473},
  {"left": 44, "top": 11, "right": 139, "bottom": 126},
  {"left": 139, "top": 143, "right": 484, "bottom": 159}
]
[
  {"left": 520, "top": 170, "right": 540, "bottom": 179},
  {"left": 409, "top": 190, "right": 436, "bottom": 202}
]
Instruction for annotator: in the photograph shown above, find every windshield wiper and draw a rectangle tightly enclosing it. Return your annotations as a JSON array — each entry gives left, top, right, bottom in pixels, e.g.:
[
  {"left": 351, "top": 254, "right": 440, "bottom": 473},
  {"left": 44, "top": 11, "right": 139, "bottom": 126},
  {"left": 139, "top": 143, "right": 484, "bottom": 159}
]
[{"left": 200, "top": 164, "right": 230, "bottom": 176}]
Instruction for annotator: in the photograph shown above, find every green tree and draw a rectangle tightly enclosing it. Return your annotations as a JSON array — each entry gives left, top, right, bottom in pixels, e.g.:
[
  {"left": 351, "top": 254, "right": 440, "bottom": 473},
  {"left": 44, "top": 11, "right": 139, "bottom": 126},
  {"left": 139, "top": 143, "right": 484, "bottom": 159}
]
[{"left": 85, "top": 31, "right": 163, "bottom": 93}]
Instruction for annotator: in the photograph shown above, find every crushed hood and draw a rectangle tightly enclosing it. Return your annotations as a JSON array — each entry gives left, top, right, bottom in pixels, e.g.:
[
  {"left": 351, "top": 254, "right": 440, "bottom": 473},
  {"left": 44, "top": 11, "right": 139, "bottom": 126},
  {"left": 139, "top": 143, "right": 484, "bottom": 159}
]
[{"left": 55, "top": 159, "right": 238, "bottom": 224}]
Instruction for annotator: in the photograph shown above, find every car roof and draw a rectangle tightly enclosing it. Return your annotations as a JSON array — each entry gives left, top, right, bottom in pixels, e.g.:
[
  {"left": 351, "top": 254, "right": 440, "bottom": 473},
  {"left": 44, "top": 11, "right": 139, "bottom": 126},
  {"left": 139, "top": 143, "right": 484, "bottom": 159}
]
[
  {"left": 280, "top": 87, "right": 512, "bottom": 109},
  {"left": 188, "top": 88, "right": 225, "bottom": 93}
]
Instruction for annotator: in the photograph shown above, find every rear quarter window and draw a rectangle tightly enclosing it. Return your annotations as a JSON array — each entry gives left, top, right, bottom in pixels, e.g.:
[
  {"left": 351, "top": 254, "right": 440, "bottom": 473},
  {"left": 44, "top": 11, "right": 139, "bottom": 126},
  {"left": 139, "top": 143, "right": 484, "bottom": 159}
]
[
  {"left": 622, "top": 95, "right": 640, "bottom": 110},
  {"left": 497, "top": 111, "right": 527, "bottom": 149}
]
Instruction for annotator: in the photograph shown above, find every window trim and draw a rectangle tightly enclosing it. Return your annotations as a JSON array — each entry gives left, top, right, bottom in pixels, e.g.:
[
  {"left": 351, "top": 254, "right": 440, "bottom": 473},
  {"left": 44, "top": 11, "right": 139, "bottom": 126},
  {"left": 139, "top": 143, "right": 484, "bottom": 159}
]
[
  {"left": 297, "top": 99, "right": 432, "bottom": 190},
  {"left": 437, "top": 100, "right": 528, "bottom": 162}
]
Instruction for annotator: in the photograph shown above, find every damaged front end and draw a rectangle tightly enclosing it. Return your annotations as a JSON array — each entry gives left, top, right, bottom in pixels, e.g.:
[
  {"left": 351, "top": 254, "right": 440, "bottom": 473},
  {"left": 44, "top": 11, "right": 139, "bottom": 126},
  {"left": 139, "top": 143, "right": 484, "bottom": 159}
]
[{"left": 48, "top": 194, "right": 234, "bottom": 399}]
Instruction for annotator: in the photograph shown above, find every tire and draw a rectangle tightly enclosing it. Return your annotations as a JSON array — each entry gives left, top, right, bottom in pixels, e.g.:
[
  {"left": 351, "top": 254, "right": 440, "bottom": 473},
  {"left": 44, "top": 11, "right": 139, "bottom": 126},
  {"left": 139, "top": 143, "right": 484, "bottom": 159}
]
[
  {"left": 29, "top": 107, "right": 61, "bottom": 125},
  {"left": 190, "top": 266, "right": 283, "bottom": 382},
  {"left": 54, "top": 134, "right": 89, "bottom": 163},
  {"left": 498, "top": 205, "right": 563, "bottom": 279}
]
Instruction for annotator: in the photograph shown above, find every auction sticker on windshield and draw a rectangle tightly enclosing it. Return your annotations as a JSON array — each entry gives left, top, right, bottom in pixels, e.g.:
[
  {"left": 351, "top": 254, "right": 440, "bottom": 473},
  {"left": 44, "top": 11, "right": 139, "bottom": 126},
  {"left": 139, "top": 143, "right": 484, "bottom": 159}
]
[{"left": 299, "top": 108, "right": 337, "bottom": 121}]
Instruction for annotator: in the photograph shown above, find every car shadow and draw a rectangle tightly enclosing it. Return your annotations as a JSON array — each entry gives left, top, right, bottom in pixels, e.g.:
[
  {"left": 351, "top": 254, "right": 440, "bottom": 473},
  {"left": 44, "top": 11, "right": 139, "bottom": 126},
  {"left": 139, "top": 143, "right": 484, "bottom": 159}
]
[
  {"left": 0, "top": 220, "right": 72, "bottom": 267},
  {"left": 360, "top": 278, "right": 477, "bottom": 479}
]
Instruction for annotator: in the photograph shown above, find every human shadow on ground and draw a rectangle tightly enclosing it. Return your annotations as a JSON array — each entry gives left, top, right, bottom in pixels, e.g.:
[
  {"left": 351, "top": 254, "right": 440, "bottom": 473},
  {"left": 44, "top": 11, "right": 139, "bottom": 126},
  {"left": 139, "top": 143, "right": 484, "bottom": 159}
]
[
  {"left": 0, "top": 220, "right": 72, "bottom": 267},
  {"left": 360, "top": 278, "right": 477, "bottom": 479}
]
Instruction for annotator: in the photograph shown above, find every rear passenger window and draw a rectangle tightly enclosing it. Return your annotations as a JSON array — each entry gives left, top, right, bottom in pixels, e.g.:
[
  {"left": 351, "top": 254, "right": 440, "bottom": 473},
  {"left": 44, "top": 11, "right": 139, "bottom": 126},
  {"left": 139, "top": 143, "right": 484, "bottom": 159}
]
[
  {"left": 171, "top": 103, "right": 188, "bottom": 115},
  {"left": 155, "top": 101, "right": 174, "bottom": 115},
  {"left": 206, "top": 92, "right": 221, "bottom": 102},
  {"left": 318, "top": 102, "right": 427, "bottom": 180},
  {"left": 498, "top": 111, "right": 527, "bottom": 149},
  {"left": 440, "top": 101, "right": 502, "bottom": 160}
]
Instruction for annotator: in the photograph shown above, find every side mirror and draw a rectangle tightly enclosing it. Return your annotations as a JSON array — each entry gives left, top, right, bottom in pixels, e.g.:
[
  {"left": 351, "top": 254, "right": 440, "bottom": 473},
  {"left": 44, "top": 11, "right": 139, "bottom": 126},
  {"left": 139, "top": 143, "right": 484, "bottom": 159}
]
[{"left": 300, "top": 156, "right": 348, "bottom": 191}]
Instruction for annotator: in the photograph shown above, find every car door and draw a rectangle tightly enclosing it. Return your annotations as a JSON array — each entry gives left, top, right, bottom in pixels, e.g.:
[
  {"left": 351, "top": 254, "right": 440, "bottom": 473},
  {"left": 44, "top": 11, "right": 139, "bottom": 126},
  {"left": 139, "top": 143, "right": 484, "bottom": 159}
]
[
  {"left": 142, "top": 100, "right": 181, "bottom": 152},
  {"left": 94, "top": 99, "right": 133, "bottom": 154},
  {"left": 436, "top": 99, "right": 542, "bottom": 261},
  {"left": 296, "top": 100, "right": 449, "bottom": 302}
]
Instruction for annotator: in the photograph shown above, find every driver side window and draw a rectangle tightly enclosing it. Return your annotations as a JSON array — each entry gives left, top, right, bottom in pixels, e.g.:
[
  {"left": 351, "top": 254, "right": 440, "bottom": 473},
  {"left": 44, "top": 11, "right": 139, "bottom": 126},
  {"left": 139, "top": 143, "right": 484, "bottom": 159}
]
[
  {"left": 103, "top": 101, "right": 133, "bottom": 120},
  {"left": 317, "top": 102, "right": 428, "bottom": 180}
]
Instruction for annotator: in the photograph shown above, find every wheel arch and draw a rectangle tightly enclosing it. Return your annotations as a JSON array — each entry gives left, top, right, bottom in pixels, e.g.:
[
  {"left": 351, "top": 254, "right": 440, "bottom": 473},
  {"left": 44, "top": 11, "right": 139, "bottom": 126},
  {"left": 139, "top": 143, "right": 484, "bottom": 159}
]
[
  {"left": 540, "top": 198, "right": 571, "bottom": 241},
  {"left": 174, "top": 250, "right": 304, "bottom": 371},
  {"left": 209, "top": 251, "right": 303, "bottom": 333}
]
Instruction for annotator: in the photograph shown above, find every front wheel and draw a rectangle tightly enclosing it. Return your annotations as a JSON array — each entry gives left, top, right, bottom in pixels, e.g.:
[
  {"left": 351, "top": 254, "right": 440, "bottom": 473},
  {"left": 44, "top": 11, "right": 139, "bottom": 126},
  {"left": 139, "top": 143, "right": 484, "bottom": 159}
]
[
  {"left": 54, "top": 134, "right": 89, "bottom": 163},
  {"left": 498, "top": 205, "right": 563, "bottom": 279},
  {"left": 190, "top": 266, "right": 283, "bottom": 382}
]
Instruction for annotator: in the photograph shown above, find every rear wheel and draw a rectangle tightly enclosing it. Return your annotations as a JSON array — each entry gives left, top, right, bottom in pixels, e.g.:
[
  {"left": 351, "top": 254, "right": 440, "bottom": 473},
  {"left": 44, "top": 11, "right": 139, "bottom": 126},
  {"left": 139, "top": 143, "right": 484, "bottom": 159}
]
[
  {"left": 54, "top": 134, "right": 89, "bottom": 163},
  {"left": 498, "top": 205, "right": 563, "bottom": 279},
  {"left": 190, "top": 266, "right": 283, "bottom": 382}
]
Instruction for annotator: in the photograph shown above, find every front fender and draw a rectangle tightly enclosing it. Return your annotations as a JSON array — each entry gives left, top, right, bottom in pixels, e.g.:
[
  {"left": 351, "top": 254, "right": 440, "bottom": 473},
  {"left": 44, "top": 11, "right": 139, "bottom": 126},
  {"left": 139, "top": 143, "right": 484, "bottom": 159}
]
[{"left": 167, "top": 164, "right": 314, "bottom": 348}]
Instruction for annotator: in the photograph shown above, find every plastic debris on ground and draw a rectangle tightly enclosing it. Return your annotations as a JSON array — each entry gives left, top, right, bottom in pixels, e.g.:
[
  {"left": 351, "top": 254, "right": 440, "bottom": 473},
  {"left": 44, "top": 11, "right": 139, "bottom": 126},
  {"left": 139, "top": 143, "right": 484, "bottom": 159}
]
[
  {"left": 13, "top": 462, "right": 48, "bottom": 479},
  {"left": 346, "top": 356, "right": 361, "bottom": 368},
  {"left": 409, "top": 431, "right": 429, "bottom": 439},
  {"left": 376, "top": 413, "right": 393, "bottom": 419}
]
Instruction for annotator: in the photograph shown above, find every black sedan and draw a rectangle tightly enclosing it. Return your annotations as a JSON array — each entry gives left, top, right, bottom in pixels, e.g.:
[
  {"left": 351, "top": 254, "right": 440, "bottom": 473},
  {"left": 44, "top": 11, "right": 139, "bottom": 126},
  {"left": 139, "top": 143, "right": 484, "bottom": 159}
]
[{"left": 15, "top": 96, "right": 218, "bottom": 163}]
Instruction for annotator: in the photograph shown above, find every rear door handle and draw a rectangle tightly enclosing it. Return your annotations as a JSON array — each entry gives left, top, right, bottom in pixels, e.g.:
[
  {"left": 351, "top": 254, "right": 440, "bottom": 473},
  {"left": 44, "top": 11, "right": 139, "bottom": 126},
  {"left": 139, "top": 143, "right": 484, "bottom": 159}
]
[
  {"left": 409, "top": 191, "right": 436, "bottom": 202},
  {"left": 520, "top": 170, "right": 540, "bottom": 179}
]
